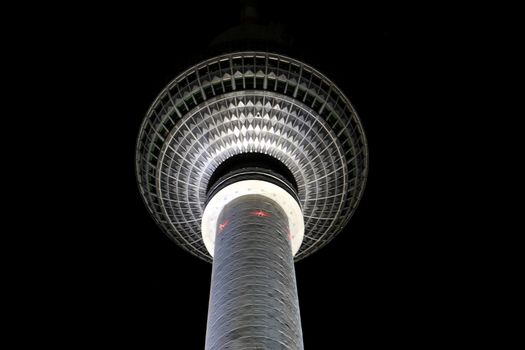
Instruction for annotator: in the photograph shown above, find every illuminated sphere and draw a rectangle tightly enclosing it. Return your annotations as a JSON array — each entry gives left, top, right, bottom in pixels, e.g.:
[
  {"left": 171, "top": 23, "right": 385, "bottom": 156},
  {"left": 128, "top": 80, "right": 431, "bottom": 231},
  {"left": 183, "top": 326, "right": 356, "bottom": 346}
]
[{"left": 136, "top": 51, "right": 368, "bottom": 262}]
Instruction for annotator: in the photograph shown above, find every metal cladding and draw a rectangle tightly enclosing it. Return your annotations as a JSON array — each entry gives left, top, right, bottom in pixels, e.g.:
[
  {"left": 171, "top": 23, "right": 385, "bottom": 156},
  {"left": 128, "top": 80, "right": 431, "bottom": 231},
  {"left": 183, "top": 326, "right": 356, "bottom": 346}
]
[
  {"left": 206, "top": 195, "right": 303, "bottom": 350},
  {"left": 136, "top": 51, "right": 368, "bottom": 262}
]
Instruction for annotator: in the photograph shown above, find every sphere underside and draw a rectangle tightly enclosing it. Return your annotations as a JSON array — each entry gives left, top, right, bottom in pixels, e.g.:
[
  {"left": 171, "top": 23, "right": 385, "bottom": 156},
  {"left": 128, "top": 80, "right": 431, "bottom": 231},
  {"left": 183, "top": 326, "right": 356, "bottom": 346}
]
[{"left": 136, "top": 52, "right": 368, "bottom": 262}]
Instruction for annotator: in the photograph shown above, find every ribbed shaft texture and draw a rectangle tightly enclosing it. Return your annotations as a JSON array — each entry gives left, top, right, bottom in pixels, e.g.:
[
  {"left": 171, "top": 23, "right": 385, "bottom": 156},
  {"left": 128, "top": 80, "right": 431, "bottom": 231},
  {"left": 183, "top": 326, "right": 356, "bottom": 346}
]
[{"left": 205, "top": 194, "right": 303, "bottom": 350}]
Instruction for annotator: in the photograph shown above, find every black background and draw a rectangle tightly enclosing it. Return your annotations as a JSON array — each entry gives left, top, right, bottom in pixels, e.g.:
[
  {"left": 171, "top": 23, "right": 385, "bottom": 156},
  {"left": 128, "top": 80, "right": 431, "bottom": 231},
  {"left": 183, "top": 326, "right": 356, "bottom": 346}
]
[{"left": 19, "top": 1, "right": 478, "bottom": 348}]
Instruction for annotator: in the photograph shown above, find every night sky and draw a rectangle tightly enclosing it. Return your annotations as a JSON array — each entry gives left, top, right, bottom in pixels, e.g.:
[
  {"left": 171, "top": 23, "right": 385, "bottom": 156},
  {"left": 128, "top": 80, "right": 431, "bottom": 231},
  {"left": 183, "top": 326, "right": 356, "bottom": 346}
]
[{"left": 29, "top": 2, "right": 466, "bottom": 348}]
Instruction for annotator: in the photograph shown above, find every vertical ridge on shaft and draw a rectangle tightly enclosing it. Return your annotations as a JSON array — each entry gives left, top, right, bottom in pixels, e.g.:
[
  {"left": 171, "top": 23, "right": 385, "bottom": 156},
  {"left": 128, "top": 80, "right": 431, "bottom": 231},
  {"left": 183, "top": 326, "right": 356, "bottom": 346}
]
[{"left": 205, "top": 194, "right": 303, "bottom": 350}]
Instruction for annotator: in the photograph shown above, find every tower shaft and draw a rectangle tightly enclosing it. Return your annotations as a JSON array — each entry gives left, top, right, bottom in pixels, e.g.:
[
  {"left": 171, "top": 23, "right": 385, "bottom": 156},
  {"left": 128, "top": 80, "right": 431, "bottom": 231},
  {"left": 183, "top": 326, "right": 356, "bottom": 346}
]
[{"left": 205, "top": 194, "right": 303, "bottom": 350}]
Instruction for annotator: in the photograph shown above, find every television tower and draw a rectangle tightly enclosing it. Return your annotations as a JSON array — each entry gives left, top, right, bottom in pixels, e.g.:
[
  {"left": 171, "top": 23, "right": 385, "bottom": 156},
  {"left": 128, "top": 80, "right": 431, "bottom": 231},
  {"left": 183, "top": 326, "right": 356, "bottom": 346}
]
[{"left": 136, "top": 3, "right": 368, "bottom": 348}]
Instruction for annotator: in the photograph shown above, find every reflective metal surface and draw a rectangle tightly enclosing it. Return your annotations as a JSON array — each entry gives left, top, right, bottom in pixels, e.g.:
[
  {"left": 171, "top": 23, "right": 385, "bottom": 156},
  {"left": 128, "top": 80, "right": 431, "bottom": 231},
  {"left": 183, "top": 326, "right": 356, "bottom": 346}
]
[{"left": 136, "top": 51, "right": 368, "bottom": 262}]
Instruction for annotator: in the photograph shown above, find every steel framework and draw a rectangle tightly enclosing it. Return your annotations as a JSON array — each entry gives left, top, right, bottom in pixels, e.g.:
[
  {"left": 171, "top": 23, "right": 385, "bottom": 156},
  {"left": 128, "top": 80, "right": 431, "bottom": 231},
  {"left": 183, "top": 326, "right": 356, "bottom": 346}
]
[{"left": 136, "top": 51, "right": 368, "bottom": 262}]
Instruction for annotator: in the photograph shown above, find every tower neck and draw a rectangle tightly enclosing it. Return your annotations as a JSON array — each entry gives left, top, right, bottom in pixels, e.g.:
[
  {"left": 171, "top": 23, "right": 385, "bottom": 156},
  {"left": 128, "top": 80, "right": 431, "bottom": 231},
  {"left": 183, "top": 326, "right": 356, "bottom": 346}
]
[
  {"left": 205, "top": 194, "right": 304, "bottom": 349},
  {"left": 202, "top": 178, "right": 304, "bottom": 257}
]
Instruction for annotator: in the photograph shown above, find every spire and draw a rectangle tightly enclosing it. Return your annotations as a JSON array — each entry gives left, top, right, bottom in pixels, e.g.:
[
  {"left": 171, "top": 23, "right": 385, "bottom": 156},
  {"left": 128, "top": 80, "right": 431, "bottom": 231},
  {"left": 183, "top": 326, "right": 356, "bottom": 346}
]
[{"left": 240, "top": 0, "right": 258, "bottom": 24}]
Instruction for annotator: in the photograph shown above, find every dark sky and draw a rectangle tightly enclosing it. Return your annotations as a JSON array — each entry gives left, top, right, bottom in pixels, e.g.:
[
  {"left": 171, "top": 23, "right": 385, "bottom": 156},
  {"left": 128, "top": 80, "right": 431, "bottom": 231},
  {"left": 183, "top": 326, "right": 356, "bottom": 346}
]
[{"left": 26, "top": 1, "right": 469, "bottom": 348}]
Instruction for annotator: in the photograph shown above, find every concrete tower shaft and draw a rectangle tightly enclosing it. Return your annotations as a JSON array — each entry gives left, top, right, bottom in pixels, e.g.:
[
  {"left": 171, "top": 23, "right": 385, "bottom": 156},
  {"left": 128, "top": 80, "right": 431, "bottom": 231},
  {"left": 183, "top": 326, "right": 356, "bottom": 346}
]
[{"left": 206, "top": 194, "right": 303, "bottom": 349}]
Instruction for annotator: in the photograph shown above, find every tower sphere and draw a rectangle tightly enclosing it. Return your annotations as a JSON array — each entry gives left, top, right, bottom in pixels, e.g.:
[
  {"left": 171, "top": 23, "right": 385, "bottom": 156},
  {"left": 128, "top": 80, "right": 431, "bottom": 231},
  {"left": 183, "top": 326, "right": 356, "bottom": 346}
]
[{"left": 136, "top": 51, "right": 368, "bottom": 262}]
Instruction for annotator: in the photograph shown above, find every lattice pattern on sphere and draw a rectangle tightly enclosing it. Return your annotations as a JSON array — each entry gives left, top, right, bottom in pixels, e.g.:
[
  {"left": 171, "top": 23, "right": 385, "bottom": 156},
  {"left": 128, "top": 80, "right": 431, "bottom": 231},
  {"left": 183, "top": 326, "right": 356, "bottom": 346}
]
[{"left": 136, "top": 51, "right": 368, "bottom": 262}]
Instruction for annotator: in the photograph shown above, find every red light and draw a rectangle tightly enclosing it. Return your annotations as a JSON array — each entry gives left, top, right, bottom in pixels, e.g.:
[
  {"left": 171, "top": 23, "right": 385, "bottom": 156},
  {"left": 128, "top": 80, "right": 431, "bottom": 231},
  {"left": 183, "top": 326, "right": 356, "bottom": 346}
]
[
  {"left": 219, "top": 220, "right": 229, "bottom": 232},
  {"left": 249, "top": 209, "right": 271, "bottom": 217}
]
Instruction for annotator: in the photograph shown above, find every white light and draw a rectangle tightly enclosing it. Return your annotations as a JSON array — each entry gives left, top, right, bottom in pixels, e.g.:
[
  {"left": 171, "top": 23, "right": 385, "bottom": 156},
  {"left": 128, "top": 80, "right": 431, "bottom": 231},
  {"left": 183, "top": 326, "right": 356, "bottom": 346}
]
[{"left": 201, "top": 180, "right": 304, "bottom": 257}]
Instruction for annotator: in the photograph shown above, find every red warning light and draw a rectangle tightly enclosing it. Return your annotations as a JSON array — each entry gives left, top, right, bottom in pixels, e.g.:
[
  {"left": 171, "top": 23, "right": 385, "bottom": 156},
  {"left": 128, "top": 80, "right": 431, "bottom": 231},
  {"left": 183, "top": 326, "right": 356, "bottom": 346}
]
[
  {"left": 249, "top": 209, "right": 271, "bottom": 217},
  {"left": 219, "top": 219, "right": 229, "bottom": 232}
]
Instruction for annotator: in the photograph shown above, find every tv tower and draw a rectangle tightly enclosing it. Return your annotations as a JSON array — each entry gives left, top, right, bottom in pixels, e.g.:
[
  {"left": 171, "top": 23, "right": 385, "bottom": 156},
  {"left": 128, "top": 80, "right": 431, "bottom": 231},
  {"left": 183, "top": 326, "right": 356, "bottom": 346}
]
[{"left": 136, "top": 3, "right": 368, "bottom": 348}]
